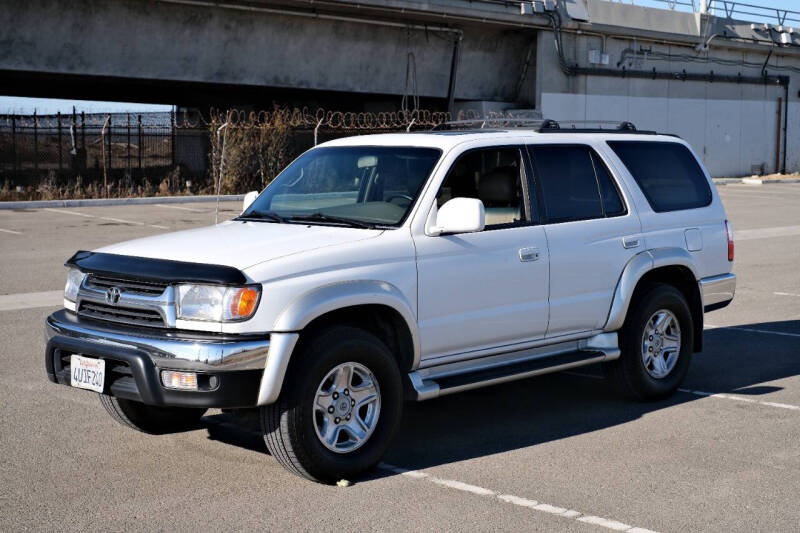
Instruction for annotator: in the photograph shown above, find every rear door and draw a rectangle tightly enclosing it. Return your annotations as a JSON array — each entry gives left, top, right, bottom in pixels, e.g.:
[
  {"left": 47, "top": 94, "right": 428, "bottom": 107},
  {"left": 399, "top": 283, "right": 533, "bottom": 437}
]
[{"left": 526, "top": 143, "right": 642, "bottom": 337}]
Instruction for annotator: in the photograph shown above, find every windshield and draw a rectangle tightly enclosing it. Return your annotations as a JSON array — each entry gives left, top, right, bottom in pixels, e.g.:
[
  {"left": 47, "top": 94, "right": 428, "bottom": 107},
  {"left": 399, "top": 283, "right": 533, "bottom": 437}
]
[{"left": 241, "top": 146, "right": 442, "bottom": 227}]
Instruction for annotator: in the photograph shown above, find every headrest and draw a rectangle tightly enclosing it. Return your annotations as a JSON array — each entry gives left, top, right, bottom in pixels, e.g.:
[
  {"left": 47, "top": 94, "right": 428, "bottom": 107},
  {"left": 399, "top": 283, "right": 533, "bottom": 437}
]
[{"left": 478, "top": 167, "right": 517, "bottom": 206}]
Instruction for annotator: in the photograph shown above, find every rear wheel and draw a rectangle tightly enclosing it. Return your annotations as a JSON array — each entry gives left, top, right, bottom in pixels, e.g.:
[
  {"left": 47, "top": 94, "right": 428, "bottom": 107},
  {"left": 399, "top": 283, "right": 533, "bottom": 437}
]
[
  {"left": 99, "top": 395, "right": 206, "bottom": 434},
  {"left": 261, "top": 326, "right": 403, "bottom": 483},
  {"left": 604, "top": 283, "right": 694, "bottom": 401}
]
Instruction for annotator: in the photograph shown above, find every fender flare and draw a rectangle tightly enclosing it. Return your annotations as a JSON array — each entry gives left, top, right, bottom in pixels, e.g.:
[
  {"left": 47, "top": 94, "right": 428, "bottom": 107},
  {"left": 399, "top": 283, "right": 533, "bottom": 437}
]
[
  {"left": 273, "top": 279, "right": 421, "bottom": 365},
  {"left": 257, "top": 281, "right": 420, "bottom": 406},
  {"left": 604, "top": 247, "right": 698, "bottom": 332}
]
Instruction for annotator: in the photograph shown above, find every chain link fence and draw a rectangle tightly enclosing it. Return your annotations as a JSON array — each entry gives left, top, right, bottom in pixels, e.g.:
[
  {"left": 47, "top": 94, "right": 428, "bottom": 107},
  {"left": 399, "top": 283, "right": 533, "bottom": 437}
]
[{"left": 0, "top": 106, "right": 490, "bottom": 201}]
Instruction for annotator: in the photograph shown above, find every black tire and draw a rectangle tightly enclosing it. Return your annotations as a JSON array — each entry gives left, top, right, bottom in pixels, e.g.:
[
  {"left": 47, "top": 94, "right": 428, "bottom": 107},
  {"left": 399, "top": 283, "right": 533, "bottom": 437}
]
[
  {"left": 604, "top": 283, "right": 694, "bottom": 401},
  {"left": 261, "top": 326, "right": 403, "bottom": 483},
  {"left": 99, "top": 395, "right": 207, "bottom": 434}
]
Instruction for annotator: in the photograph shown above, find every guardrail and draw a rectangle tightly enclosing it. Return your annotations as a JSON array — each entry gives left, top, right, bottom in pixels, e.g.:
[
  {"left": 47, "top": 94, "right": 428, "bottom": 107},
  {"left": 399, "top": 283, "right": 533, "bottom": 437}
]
[{"left": 633, "top": 0, "right": 800, "bottom": 27}]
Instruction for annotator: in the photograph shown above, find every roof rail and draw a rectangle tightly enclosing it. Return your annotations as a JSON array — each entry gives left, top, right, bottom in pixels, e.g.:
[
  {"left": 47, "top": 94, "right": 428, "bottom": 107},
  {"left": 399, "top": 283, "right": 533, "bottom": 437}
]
[
  {"left": 538, "top": 120, "right": 659, "bottom": 135},
  {"left": 431, "top": 118, "right": 544, "bottom": 131},
  {"left": 432, "top": 118, "right": 659, "bottom": 135}
]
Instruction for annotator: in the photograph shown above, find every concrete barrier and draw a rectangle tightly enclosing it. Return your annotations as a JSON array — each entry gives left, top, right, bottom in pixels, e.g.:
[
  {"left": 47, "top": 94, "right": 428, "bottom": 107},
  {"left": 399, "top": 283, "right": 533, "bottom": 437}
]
[{"left": 0, "top": 194, "right": 246, "bottom": 210}]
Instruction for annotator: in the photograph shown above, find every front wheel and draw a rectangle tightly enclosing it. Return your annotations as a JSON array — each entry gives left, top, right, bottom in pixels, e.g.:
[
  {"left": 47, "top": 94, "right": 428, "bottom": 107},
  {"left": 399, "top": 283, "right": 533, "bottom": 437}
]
[
  {"left": 261, "top": 326, "right": 403, "bottom": 483},
  {"left": 604, "top": 283, "right": 694, "bottom": 401}
]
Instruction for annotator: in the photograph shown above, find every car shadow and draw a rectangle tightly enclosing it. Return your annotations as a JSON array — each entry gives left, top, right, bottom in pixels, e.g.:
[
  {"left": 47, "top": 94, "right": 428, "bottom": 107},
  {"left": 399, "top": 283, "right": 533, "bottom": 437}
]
[
  {"left": 195, "top": 320, "right": 799, "bottom": 478},
  {"left": 381, "top": 319, "right": 800, "bottom": 474}
]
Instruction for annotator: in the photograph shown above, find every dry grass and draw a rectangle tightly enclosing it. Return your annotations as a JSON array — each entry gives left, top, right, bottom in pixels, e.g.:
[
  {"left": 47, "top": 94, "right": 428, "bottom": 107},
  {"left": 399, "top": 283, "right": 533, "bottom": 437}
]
[{"left": 0, "top": 167, "right": 215, "bottom": 202}]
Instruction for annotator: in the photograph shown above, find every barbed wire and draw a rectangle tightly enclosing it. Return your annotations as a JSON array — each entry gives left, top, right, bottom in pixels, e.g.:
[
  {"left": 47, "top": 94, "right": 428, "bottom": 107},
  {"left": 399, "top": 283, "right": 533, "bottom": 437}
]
[
  {"left": 1, "top": 107, "right": 525, "bottom": 131},
  {"left": 204, "top": 107, "right": 457, "bottom": 130}
]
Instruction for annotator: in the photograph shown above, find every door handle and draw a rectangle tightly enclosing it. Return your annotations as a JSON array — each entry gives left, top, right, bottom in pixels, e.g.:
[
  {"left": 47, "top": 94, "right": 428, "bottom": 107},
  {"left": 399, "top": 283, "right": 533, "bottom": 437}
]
[
  {"left": 519, "top": 247, "right": 540, "bottom": 262},
  {"left": 622, "top": 237, "right": 640, "bottom": 249}
]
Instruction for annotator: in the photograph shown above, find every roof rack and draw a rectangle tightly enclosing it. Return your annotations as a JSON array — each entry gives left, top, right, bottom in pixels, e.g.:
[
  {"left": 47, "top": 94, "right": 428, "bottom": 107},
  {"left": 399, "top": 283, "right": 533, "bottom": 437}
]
[
  {"left": 431, "top": 118, "right": 658, "bottom": 135},
  {"left": 430, "top": 118, "right": 543, "bottom": 130},
  {"left": 538, "top": 120, "right": 657, "bottom": 135}
]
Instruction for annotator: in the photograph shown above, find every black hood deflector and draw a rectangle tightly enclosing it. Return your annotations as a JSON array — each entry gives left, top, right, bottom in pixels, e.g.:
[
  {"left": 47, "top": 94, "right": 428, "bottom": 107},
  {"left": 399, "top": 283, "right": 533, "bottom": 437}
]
[{"left": 65, "top": 251, "right": 248, "bottom": 285}]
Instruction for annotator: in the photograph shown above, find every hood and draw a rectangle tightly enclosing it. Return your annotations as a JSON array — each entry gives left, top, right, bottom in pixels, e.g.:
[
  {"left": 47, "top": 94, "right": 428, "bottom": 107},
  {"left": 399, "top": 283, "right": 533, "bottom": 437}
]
[{"left": 95, "top": 220, "right": 383, "bottom": 271}]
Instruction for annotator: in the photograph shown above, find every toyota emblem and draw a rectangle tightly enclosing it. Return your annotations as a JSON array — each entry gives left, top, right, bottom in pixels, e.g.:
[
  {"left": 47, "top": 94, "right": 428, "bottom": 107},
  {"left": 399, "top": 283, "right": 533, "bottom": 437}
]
[{"left": 105, "top": 286, "right": 122, "bottom": 305}]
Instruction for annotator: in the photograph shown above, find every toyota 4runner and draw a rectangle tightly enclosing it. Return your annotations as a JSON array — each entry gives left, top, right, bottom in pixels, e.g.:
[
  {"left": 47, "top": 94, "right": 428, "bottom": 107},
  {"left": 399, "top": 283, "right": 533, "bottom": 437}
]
[{"left": 45, "top": 121, "right": 736, "bottom": 483}]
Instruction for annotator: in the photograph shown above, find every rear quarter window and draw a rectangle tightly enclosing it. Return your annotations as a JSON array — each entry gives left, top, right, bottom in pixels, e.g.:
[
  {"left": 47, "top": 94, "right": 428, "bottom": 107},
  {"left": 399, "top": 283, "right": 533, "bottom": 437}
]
[{"left": 607, "top": 141, "right": 712, "bottom": 212}]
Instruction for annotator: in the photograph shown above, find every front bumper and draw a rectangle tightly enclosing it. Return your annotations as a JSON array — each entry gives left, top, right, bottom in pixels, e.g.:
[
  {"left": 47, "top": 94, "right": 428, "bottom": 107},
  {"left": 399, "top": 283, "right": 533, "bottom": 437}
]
[
  {"left": 45, "top": 310, "right": 270, "bottom": 408},
  {"left": 699, "top": 273, "right": 736, "bottom": 312}
]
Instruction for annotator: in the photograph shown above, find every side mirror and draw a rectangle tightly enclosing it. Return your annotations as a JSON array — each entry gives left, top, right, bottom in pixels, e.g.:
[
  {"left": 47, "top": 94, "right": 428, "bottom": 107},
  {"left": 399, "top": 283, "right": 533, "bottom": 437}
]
[
  {"left": 242, "top": 191, "right": 259, "bottom": 213},
  {"left": 429, "top": 197, "right": 485, "bottom": 236}
]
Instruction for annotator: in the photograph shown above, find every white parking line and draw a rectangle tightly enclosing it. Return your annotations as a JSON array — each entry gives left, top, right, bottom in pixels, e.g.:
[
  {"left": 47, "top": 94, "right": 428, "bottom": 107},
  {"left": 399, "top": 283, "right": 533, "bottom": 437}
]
[
  {"left": 774, "top": 291, "right": 800, "bottom": 298},
  {"left": 735, "top": 225, "right": 800, "bottom": 241},
  {"left": 706, "top": 324, "right": 800, "bottom": 338},
  {"left": 41, "top": 207, "right": 168, "bottom": 230},
  {"left": 378, "top": 463, "right": 658, "bottom": 533},
  {"left": 155, "top": 204, "right": 206, "bottom": 212},
  {"left": 0, "top": 228, "right": 22, "bottom": 235},
  {"left": 678, "top": 389, "right": 800, "bottom": 412},
  {"left": 0, "top": 290, "right": 63, "bottom": 311},
  {"left": 43, "top": 207, "right": 95, "bottom": 218}
]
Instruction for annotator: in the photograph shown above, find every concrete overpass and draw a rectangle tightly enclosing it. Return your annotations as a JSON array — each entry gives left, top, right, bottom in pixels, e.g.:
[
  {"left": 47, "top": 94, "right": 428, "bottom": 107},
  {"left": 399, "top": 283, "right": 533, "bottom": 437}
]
[{"left": 2, "top": 0, "right": 800, "bottom": 175}]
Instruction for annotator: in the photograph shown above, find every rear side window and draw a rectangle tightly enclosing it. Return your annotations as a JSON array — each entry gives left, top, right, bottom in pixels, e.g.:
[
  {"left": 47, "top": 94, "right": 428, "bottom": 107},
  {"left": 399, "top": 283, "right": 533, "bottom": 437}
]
[
  {"left": 608, "top": 141, "right": 712, "bottom": 212},
  {"left": 528, "top": 145, "right": 626, "bottom": 224}
]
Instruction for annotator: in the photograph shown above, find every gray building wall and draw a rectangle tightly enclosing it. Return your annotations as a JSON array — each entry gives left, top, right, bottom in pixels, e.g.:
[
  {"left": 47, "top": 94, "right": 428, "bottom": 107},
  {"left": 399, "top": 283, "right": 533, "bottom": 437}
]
[{"left": 535, "top": 28, "right": 799, "bottom": 177}]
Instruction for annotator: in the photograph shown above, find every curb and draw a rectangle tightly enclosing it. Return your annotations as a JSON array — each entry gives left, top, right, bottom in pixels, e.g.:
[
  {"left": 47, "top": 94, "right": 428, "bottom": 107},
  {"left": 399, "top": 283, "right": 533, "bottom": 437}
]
[
  {"left": 0, "top": 194, "right": 246, "bottom": 210},
  {"left": 713, "top": 177, "right": 800, "bottom": 186}
]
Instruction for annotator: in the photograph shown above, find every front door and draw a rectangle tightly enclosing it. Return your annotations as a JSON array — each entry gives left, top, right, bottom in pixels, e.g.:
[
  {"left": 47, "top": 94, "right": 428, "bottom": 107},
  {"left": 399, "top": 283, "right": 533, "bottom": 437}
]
[{"left": 414, "top": 145, "right": 550, "bottom": 361}]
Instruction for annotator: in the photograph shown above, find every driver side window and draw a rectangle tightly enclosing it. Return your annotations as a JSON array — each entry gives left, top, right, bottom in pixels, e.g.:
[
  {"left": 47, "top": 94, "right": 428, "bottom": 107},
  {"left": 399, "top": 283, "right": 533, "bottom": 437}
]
[{"left": 437, "top": 147, "right": 530, "bottom": 228}]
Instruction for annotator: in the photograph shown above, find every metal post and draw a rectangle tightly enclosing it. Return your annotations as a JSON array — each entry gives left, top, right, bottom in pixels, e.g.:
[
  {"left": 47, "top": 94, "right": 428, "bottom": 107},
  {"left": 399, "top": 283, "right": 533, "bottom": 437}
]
[
  {"left": 446, "top": 35, "right": 463, "bottom": 117},
  {"left": 126, "top": 113, "right": 131, "bottom": 178},
  {"left": 57, "top": 112, "right": 63, "bottom": 175},
  {"left": 101, "top": 115, "right": 110, "bottom": 197},
  {"left": 33, "top": 110, "right": 38, "bottom": 174},
  {"left": 215, "top": 111, "right": 230, "bottom": 225},
  {"left": 782, "top": 83, "right": 789, "bottom": 174},
  {"left": 137, "top": 115, "right": 143, "bottom": 178},
  {"left": 170, "top": 109, "right": 176, "bottom": 169},
  {"left": 11, "top": 115, "right": 17, "bottom": 176},
  {"left": 81, "top": 112, "right": 85, "bottom": 150}
]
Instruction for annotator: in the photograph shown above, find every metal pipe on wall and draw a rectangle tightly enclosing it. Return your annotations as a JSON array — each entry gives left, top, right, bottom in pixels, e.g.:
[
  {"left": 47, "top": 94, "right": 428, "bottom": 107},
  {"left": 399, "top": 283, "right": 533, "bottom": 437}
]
[{"left": 776, "top": 97, "right": 783, "bottom": 173}]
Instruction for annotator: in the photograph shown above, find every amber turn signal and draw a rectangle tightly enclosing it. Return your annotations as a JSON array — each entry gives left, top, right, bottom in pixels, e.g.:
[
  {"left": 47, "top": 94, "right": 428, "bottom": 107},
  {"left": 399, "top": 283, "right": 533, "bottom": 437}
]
[{"left": 228, "top": 287, "right": 260, "bottom": 319}]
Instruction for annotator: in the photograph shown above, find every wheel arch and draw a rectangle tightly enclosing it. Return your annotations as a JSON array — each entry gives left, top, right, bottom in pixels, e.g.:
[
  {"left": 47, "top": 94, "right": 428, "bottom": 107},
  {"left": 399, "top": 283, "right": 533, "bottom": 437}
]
[
  {"left": 257, "top": 282, "right": 419, "bottom": 406},
  {"left": 605, "top": 248, "right": 703, "bottom": 352},
  {"left": 273, "top": 280, "right": 420, "bottom": 370}
]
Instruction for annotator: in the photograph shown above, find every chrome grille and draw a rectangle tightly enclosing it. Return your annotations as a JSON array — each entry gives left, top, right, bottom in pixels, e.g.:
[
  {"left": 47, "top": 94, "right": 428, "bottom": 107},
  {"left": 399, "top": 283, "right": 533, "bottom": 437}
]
[
  {"left": 78, "top": 301, "right": 167, "bottom": 327},
  {"left": 85, "top": 275, "right": 168, "bottom": 296}
]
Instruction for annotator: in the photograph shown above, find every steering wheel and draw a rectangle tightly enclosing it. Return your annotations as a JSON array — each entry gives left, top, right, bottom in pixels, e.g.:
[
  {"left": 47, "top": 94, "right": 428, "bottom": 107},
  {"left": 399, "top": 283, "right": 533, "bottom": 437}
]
[{"left": 386, "top": 194, "right": 414, "bottom": 205}]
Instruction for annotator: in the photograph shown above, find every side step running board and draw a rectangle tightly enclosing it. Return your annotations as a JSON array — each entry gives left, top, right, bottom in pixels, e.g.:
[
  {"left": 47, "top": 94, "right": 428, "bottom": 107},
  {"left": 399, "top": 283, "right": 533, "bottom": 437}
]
[{"left": 407, "top": 349, "right": 613, "bottom": 401}]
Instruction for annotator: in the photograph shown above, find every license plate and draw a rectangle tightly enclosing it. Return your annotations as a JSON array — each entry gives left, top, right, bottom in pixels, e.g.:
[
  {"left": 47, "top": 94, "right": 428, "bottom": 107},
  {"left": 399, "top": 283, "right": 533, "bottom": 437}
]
[{"left": 70, "top": 355, "right": 105, "bottom": 393}]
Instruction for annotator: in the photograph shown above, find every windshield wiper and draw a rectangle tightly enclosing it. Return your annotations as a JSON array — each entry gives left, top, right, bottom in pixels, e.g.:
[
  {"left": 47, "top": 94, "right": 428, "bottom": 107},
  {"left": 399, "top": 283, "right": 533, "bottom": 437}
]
[
  {"left": 287, "top": 213, "right": 374, "bottom": 229},
  {"left": 237, "top": 210, "right": 288, "bottom": 223}
]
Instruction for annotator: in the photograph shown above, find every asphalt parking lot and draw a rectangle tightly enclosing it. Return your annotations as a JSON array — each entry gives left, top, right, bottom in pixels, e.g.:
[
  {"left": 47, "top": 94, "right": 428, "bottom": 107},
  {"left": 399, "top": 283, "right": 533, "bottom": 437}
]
[{"left": 1, "top": 185, "right": 798, "bottom": 532}]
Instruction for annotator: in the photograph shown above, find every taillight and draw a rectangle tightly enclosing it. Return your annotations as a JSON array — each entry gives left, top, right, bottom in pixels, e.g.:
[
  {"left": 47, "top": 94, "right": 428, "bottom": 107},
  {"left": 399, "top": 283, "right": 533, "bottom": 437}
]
[{"left": 725, "top": 220, "right": 734, "bottom": 261}]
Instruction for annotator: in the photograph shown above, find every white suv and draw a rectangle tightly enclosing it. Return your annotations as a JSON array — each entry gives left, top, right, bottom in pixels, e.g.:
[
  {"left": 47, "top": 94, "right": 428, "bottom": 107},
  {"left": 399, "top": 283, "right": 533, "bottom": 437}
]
[{"left": 45, "top": 122, "right": 736, "bottom": 483}]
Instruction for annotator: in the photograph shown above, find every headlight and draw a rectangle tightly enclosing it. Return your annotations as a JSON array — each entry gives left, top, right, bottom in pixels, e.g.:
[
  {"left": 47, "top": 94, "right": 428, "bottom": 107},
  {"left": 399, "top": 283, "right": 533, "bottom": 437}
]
[
  {"left": 64, "top": 268, "right": 86, "bottom": 302},
  {"left": 176, "top": 284, "right": 261, "bottom": 322}
]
